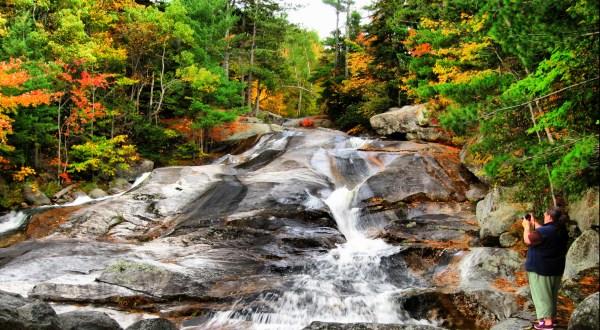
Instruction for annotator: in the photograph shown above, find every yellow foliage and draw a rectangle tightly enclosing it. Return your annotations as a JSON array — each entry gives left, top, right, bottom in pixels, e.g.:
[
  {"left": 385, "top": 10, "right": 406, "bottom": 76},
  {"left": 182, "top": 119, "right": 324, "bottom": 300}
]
[
  {"left": 421, "top": 18, "right": 439, "bottom": 29},
  {"left": 12, "top": 166, "right": 37, "bottom": 182}
]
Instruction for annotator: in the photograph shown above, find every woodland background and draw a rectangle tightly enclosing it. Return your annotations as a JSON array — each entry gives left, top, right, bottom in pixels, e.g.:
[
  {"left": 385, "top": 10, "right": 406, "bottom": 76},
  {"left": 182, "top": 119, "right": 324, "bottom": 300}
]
[{"left": 0, "top": 0, "right": 598, "bottom": 211}]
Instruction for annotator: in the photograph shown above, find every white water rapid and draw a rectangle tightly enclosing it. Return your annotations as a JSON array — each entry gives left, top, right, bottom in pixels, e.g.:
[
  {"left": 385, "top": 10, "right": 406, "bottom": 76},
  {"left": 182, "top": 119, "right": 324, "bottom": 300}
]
[
  {"left": 0, "top": 172, "right": 152, "bottom": 236},
  {"left": 198, "top": 135, "right": 439, "bottom": 330}
]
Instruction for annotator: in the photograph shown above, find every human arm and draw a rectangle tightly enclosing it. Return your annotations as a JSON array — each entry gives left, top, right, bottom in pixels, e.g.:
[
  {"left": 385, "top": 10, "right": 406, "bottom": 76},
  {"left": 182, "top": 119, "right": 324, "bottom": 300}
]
[{"left": 522, "top": 215, "right": 542, "bottom": 245}]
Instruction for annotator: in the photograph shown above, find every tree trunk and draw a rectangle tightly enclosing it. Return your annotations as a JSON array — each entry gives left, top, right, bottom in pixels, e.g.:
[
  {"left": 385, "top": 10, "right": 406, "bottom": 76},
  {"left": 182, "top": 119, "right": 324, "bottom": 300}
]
[
  {"left": 254, "top": 79, "right": 261, "bottom": 116},
  {"left": 155, "top": 46, "right": 168, "bottom": 124},
  {"left": 344, "top": 0, "right": 351, "bottom": 77},
  {"left": 298, "top": 85, "right": 303, "bottom": 117},
  {"left": 335, "top": 8, "right": 340, "bottom": 69},
  {"left": 527, "top": 101, "right": 558, "bottom": 206},
  {"left": 149, "top": 71, "right": 155, "bottom": 121},
  {"left": 246, "top": 3, "right": 258, "bottom": 111}
]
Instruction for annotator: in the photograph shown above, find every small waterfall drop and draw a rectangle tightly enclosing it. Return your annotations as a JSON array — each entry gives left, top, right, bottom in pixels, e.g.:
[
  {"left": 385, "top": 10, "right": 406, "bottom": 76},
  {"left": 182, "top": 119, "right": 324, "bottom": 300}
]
[
  {"left": 199, "top": 134, "right": 438, "bottom": 330},
  {"left": 0, "top": 211, "right": 30, "bottom": 233}
]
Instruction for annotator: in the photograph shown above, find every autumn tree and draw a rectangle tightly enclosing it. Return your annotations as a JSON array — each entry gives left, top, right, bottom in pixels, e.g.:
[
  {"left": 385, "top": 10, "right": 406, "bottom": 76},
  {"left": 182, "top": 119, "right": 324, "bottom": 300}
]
[
  {"left": 0, "top": 59, "right": 54, "bottom": 175},
  {"left": 400, "top": 0, "right": 599, "bottom": 206}
]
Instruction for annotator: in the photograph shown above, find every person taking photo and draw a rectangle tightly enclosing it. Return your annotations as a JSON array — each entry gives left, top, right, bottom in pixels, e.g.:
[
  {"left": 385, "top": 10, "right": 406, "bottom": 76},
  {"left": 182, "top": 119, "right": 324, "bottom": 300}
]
[{"left": 522, "top": 206, "right": 569, "bottom": 330}]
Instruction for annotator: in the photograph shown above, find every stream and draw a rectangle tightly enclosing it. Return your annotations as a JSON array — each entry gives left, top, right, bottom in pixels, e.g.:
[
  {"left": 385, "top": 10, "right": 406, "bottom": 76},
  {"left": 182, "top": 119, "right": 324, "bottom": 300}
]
[{"left": 0, "top": 128, "right": 489, "bottom": 329}]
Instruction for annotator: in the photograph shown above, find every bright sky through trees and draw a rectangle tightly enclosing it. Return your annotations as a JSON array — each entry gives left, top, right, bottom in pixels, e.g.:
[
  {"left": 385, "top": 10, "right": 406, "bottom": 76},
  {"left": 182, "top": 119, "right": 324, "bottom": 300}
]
[{"left": 285, "top": 0, "right": 372, "bottom": 39}]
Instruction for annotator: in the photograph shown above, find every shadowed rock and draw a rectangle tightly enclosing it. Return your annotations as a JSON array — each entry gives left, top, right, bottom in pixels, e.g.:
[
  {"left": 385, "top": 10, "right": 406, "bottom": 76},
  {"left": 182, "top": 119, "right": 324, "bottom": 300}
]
[
  {"left": 58, "top": 310, "right": 122, "bottom": 330},
  {"left": 125, "top": 318, "right": 176, "bottom": 330},
  {"left": 0, "top": 290, "right": 62, "bottom": 330}
]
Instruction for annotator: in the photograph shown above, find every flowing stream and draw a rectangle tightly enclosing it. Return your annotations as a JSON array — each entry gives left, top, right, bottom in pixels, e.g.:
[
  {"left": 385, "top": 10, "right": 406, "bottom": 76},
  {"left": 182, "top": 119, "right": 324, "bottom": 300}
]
[
  {"left": 0, "top": 172, "right": 151, "bottom": 236},
  {"left": 197, "top": 136, "right": 439, "bottom": 330}
]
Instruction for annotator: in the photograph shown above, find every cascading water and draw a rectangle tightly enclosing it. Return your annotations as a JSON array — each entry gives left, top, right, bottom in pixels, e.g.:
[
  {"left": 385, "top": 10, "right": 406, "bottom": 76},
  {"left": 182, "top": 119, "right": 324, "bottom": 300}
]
[
  {"left": 0, "top": 172, "right": 152, "bottom": 237},
  {"left": 199, "top": 134, "right": 439, "bottom": 330}
]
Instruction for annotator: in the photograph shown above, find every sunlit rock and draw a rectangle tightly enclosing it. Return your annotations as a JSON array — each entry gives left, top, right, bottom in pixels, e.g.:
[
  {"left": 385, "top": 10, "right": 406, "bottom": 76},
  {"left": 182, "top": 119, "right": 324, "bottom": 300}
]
[
  {"left": 369, "top": 104, "right": 451, "bottom": 143},
  {"left": 568, "top": 187, "right": 599, "bottom": 232},
  {"left": 562, "top": 229, "right": 600, "bottom": 304},
  {"left": 22, "top": 185, "right": 51, "bottom": 206},
  {"left": 567, "top": 292, "right": 599, "bottom": 330}
]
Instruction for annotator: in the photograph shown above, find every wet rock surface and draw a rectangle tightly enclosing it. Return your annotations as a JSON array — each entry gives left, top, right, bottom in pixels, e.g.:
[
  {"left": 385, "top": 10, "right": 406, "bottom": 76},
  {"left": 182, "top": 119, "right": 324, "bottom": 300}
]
[
  {"left": 302, "top": 322, "right": 445, "bottom": 329},
  {"left": 0, "top": 128, "right": 546, "bottom": 329}
]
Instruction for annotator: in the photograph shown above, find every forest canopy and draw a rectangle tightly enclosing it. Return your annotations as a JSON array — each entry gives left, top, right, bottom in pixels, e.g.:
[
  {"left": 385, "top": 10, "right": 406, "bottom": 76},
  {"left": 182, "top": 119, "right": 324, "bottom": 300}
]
[{"left": 0, "top": 0, "right": 598, "bottom": 210}]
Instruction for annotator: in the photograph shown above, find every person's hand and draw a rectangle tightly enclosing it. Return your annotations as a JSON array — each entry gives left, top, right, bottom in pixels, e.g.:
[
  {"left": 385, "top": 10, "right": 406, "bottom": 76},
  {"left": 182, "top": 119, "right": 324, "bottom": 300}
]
[{"left": 522, "top": 218, "right": 530, "bottom": 230}]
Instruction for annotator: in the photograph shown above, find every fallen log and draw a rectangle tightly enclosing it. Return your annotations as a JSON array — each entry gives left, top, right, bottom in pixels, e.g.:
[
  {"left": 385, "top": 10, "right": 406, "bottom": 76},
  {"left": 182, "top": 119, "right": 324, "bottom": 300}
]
[{"left": 51, "top": 183, "right": 79, "bottom": 202}]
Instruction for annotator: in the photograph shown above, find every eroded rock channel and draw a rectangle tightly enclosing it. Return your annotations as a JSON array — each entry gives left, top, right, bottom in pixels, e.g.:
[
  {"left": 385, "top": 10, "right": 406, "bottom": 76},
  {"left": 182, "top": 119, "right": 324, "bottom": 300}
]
[{"left": 1, "top": 128, "right": 534, "bottom": 330}]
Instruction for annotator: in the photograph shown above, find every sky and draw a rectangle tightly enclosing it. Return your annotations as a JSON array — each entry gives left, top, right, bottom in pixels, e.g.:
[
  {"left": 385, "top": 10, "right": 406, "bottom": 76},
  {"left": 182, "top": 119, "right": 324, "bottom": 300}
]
[{"left": 285, "top": 0, "right": 373, "bottom": 39}]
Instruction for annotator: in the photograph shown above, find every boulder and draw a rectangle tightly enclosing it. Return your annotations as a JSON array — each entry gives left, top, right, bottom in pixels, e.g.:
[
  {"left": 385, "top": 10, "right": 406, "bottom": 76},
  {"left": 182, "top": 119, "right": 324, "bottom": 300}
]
[
  {"left": 459, "top": 135, "right": 491, "bottom": 184},
  {"left": 499, "top": 232, "right": 519, "bottom": 247},
  {"left": 88, "top": 189, "right": 108, "bottom": 199},
  {"left": 476, "top": 188, "right": 530, "bottom": 245},
  {"left": 458, "top": 247, "right": 524, "bottom": 291},
  {"left": 115, "top": 159, "right": 154, "bottom": 182},
  {"left": 369, "top": 104, "right": 451, "bottom": 143},
  {"left": 58, "top": 310, "right": 122, "bottom": 330},
  {"left": 125, "top": 318, "right": 177, "bottom": 330},
  {"left": 489, "top": 318, "right": 533, "bottom": 330},
  {"left": 568, "top": 187, "right": 599, "bottom": 232},
  {"left": 358, "top": 149, "right": 479, "bottom": 204},
  {"left": 382, "top": 202, "right": 480, "bottom": 248},
  {"left": 22, "top": 185, "right": 51, "bottom": 206},
  {"left": 562, "top": 229, "right": 600, "bottom": 303},
  {"left": 454, "top": 248, "right": 524, "bottom": 324},
  {"left": 69, "top": 190, "right": 88, "bottom": 200},
  {"left": 567, "top": 292, "right": 600, "bottom": 330},
  {"left": 258, "top": 110, "right": 284, "bottom": 125},
  {"left": 0, "top": 290, "right": 62, "bottom": 330},
  {"left": 282, "top": 115, "right": 334, "bottom": 129},
  {"left": 370, "top": 104, "right": 430, "bottom": 135},
  {"left": 219, "top": 116, "right": 285, "bottom": 142},
  {"left": 109, "top": 178, "right": 132, "bottom": 193},
  {"left": 97, "top": 260, "right": 208, "bottom": 299}
]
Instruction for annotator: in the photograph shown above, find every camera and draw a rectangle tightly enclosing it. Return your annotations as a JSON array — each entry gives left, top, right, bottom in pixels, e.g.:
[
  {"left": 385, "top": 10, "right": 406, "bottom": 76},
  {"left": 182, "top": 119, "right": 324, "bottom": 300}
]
[{"left": 523, "top": 214, "right": 531, "bottom": 220}]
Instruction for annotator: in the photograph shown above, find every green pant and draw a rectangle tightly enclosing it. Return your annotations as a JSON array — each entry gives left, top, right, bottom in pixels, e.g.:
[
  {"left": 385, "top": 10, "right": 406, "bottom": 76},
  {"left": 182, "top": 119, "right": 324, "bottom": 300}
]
[{"left": 528, "top": 272, "right": 562, "bottom": 319}]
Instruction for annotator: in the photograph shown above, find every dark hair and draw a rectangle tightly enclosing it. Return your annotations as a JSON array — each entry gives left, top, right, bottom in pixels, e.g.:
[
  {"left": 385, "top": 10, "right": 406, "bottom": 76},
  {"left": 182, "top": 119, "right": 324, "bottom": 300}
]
[{"left": 546, "top": 205, "right": 568, "bottom": 235}]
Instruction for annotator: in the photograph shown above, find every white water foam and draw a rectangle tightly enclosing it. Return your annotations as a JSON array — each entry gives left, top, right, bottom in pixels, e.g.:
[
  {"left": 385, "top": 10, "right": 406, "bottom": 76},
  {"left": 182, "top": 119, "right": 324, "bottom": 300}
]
[
  {"left": 0, "top": 172, "right": 152, "bottom": 235},
  {"left": 198, "top": 186, "right": 437, "bottom": 330},
  {"left": 0, "top": 211, "right": 29, "bottom": 233},
  {"left": 190, "top": 133, "right": 438, "bottom": 330}
]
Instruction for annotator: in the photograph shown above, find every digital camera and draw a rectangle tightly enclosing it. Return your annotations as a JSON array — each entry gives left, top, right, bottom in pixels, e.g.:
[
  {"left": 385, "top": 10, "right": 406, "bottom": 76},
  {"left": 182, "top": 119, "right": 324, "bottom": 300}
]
[{"left": 523, "top": 214, "right": 531, "bottom": 220}]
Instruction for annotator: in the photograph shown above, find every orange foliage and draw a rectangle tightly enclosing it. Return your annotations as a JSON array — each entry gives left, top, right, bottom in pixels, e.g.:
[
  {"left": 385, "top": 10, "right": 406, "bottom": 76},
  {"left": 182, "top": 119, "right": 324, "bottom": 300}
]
[
  {"left": 164, "top": 117, "right": 194, "bottom": 139},
  {"left": 58, "top": 64, "right": 113, "bottom": 134},
  {"left": 249, "top": 83, "right": 286, "bottom": 115},
  {"left": 411, "top": 43, "right": 432, "bottom": 57},
  {"left": 210, "top": 120, "right": 249, "bottom": 141},
  {"left": 341, "top": 50, "right": 377, "bottom": 95},
  {"left": 0, "top": 59, "right": 29, "bottom": 87},
  {"left": 556, "top": 294, "right": 575, "bottom": 326},
  {"left": 1, "top": 59, "right": 55, "bottom": 166},
  {"left": 301, "top": 118, "right": 314, "bottom": 128}
]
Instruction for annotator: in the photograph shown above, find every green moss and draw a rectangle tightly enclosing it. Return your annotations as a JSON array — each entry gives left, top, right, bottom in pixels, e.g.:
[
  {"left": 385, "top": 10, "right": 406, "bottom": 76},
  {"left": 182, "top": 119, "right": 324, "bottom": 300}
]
[{"left": 106, "top": 260, "right": 166, "bottom": 274}]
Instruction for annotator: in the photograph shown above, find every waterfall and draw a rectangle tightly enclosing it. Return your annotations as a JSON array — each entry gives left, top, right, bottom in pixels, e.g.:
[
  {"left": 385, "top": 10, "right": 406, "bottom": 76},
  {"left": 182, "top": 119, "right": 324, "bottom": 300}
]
[
  {"left": 199, "top": 134, "right": 438, "bottom": 330},
  {"left": 0, "top": 211, "right": 30, "bottom": 233},
  {"left": 201, "top": 184, "right": 436, "bottom": 330}
]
